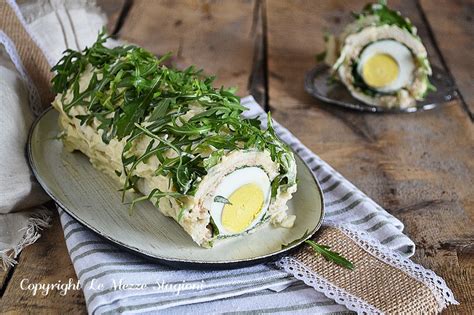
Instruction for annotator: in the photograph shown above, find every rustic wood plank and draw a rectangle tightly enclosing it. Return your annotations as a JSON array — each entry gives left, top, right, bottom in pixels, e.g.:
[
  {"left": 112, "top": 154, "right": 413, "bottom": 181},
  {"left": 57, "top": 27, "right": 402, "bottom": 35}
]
[
  {"left": 118, "top": 0, "right": 259, "bottom": 97},
  {"left": 418, "top": 0, "right": 474, "bottom": 117},
  {"left": 266, "top": 1, "right": 473, "bottom": 314},
  {"left": 96, "top": 0, "right": 128, "bottom": 34},
  {"left": 0, "top": 264, "right": 13, "bottom": 295},
  {"left": 267, "top": 0, "right": 360, "bottom": 109},
  {"left": 1, "top": 211, "right": 86, "bottom": 314}
]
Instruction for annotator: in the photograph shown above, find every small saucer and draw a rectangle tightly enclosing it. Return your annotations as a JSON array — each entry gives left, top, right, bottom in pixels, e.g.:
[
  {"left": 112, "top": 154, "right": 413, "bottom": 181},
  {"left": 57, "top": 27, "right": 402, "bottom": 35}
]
[{"left": 304, "top": 64, "right": 457, "bottom": 113}]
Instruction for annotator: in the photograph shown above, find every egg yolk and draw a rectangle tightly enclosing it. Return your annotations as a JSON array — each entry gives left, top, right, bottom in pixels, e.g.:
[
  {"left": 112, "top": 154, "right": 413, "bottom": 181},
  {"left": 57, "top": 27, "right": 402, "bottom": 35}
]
[
  {"left": 221, "top": 183, "right": 264, "bottom": 233},
  {"left": 362, "top": 53, "right": 399, "bottom": 88}
]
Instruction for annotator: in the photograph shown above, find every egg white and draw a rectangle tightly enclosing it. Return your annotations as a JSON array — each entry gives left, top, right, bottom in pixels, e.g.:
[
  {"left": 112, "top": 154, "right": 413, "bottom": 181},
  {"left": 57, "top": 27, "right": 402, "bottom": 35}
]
[
  {"left": 210, "top": 167, "right": 271, "bottom": 236},
  {"left": 357, "top": 39, "right": 415, "bottom": 93}
]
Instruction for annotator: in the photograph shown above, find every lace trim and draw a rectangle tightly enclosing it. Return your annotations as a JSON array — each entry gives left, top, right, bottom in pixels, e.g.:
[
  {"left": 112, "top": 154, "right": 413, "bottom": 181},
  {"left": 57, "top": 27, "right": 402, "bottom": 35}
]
[
  {"left": 330, "top": 222, "right": 459, "bottom": 311},
  {"left": 276, "top": 257, "right": 383, "bottom": 314},
  {"left": 0, "top": 31, "right": 43, "bottom": 116},
  {"left": 277, "top": 222, "right": 458, "bottom": 314}
]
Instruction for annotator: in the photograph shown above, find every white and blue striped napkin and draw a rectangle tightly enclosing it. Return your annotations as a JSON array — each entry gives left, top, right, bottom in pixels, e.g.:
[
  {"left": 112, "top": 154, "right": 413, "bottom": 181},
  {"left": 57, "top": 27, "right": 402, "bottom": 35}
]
[{"left": 58, "top": 96, "right": 415, "bottom": 314}]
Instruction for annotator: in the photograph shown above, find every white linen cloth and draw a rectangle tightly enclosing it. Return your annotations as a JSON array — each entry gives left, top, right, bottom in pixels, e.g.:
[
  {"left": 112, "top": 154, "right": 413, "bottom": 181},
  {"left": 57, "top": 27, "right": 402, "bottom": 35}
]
[
  {"left": 57, "top": 96, "right": 417, "bottom": 314},
  {"left": 0, "top": 38, "right": 50, "bottom": 268},
  {"left": 0, "top": 0, "right": 107, "bottom": 268}
]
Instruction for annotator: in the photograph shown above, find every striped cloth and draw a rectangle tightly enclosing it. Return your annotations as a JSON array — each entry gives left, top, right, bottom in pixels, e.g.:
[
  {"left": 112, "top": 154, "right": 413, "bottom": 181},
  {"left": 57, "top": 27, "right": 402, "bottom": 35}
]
[{"left": 58, "top": 96, "right": 415, "bottom": 314}]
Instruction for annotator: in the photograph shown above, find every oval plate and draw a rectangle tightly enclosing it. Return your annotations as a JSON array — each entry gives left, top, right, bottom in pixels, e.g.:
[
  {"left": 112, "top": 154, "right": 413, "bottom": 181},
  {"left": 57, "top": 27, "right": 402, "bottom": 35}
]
[
  {"left": 305, "top": 64, "right": 457, "bottom": 113},
  {"left": 28, "top": 108, "right": 324, "bottom": 269}
]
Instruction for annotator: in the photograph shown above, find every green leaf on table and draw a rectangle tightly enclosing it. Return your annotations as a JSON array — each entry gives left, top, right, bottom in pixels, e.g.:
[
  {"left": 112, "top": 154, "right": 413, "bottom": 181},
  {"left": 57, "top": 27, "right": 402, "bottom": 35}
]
[{"left": 305, "top": 240, "right": 354, "bottom": 270}]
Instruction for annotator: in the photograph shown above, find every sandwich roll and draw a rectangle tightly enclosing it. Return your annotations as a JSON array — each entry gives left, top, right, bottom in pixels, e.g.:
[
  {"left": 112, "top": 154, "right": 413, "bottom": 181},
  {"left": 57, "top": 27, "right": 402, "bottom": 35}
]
[{"left": 51, "top": 34, "right": 297, "bottom": 247}]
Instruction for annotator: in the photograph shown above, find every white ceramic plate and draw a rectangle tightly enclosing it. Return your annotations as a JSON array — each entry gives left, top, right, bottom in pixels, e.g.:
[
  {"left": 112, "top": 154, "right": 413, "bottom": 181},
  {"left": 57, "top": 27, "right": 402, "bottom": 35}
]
[{"left": 29, "top": 108, "right": 324, "bottom": 269}]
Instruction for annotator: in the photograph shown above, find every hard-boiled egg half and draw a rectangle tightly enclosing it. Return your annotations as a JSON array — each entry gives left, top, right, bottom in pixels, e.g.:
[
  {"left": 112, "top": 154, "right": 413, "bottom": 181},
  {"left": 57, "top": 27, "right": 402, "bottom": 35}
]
[
  {"left": 210, "top": 167, "right": 271, "bottom": 236},
  {"left": 357, "top": 39, "right": 415, "bottom": 93}
]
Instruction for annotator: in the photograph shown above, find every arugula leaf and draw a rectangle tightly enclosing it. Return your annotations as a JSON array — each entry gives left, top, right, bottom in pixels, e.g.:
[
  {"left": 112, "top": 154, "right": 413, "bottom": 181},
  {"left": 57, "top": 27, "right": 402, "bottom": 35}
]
[
  {"left": 305, "top": 240, "right": 354, "bottom": 270},
  {"left": 426, "top": 80, "right": 437, "bottom": 93},
  {"left": 214, "top": 195, "right": 232, "bottom": 205},
  {"left": 357, "top": 1, "right": 416, "bottom": 35},
  {"left": 209, "top": 216, "right": 220, "bottom": 237},
  {"left": 203, "top": 149, "right": 225, "bottom": 170},
  {"left": 128, "top": 188, "right": 183, "bottom": 213}
]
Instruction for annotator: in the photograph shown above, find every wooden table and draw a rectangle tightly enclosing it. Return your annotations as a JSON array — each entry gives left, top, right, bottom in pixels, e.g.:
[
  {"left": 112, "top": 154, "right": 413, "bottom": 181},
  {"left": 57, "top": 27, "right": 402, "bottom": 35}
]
[{"left": 1, "top": 1, "right": 472, "bottom": 313}]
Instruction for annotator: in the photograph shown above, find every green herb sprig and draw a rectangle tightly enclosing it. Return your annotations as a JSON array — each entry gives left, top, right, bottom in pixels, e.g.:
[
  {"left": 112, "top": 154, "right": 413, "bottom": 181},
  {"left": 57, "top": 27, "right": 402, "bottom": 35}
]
[{"left": 305, "top": 240, "right": 354, "bottom": 270}]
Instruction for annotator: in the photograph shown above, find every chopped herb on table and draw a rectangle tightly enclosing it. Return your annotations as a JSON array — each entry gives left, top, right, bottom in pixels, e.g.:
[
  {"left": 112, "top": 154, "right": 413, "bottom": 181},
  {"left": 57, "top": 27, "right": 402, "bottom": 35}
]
[{"left": 305, "top": 240, "right": 354, "bottom": 270}]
